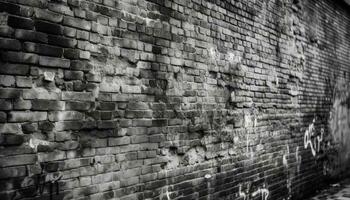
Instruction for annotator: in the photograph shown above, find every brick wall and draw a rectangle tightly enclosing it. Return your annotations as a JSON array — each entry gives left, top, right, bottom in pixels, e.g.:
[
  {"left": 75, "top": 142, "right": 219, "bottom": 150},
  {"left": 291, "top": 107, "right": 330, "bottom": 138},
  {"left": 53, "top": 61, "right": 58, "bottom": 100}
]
[{"left": 0, "top": 0, "right": 350, "bottom": 199}]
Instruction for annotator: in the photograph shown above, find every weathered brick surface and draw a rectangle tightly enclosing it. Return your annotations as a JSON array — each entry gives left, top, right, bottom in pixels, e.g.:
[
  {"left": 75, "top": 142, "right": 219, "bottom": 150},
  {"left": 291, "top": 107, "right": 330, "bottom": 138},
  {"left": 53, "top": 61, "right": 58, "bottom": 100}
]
[{"left": 0, "top": 0, "right": 350, "bottom": 200}]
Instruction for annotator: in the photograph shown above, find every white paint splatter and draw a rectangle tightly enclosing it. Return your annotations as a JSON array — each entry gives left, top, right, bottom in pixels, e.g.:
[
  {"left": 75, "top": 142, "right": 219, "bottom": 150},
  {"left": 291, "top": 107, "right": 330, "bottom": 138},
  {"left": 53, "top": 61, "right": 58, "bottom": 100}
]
[
  {"left": 29, "top": 138, "right": 51, "bottom": 152},
  {"left": 252, "top": 184, "right": 270, "bottom": 200},
  {"left": 239, "top": 184, "right": 247, "bottom": 200},
  {"left": 296, "top": 146, "right": 302, "bottom": 173}
]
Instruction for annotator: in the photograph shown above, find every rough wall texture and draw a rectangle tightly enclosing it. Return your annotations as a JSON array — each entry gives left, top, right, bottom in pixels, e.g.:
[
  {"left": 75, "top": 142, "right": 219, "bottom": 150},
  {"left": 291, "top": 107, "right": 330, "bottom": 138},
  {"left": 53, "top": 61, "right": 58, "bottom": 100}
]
[{"left": 0, "top": 0, "right": 350, "bottom": 199}]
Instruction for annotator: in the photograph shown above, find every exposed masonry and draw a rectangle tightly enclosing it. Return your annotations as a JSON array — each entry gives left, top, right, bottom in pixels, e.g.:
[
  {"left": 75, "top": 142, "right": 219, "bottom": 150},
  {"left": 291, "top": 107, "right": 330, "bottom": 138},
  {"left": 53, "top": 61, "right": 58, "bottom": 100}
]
[{"left": 0, "top": 0, "right": 350, "bottom": 200}]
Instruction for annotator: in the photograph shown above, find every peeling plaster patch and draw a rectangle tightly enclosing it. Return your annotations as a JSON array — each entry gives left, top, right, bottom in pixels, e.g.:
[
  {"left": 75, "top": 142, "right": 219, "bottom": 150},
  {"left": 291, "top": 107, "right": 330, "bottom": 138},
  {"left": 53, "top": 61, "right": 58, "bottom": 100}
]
[
  {"left": 185, "top": 146, "right": 205, "bottom": 165},
  {"left": 228, "top": 51, "right": 242, "bottom": 65},
  {"left": 162, "top": 149, "right": 181, "bottom": 169},
  {"left": 208, "top": 46, "right": 242, "bottom": 68},
  {"left": 162, "top": 146, "right": 206, "bottom": 169},
  {"left": 209, "top": 47, "right": 219, "bottom": 63}
]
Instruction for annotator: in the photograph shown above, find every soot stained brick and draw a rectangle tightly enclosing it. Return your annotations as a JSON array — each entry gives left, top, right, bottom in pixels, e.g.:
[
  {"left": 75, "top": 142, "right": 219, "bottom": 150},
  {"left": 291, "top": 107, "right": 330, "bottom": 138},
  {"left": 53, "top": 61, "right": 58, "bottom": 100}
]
[
  {"left": 35, "top": 20, "right": 64, "bottom": 35},
  {"left": 7, "top": 15, "right": 34, "bottom": 29}
]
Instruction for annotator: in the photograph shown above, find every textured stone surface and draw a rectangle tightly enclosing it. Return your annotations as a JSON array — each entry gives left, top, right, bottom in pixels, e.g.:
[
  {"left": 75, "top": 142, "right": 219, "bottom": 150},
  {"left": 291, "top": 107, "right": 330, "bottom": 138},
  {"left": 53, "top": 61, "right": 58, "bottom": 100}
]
[{"left": 0, "top": 0, "right": 350, "bottom": 200}]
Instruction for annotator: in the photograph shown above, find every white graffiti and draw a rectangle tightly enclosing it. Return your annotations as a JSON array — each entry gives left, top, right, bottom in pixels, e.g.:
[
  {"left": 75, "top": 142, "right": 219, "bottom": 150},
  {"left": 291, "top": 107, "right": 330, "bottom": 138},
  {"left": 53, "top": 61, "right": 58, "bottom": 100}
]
[
  {"left": 160, "top": 170, "right": 171, "bottom": 200},
  {"left": 252, "top": 185, "right": 270, "bottom": 200},
  {"left": 238, "top": 183, "right": 269, "bottom": 200},
  {"left": 239, "top": 184, "right": 248, "bottom": 200},
  {"left": 304, "top": 118, "right": 324, "bottom": 157},
  {"left": 283, "top": 145, "right": 290, "bottom": 167},
  {"left": 295, "top": 146, "right": 302, "bottom": 173},
  {"left": 317, "top": 128, "right": 324, "bottom": 152}
]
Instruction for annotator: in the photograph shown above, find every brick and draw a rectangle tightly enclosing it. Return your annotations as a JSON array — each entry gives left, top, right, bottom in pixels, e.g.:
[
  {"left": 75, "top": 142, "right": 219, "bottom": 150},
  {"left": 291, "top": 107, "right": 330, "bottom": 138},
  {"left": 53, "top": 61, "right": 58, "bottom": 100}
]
[
  {"left": 38, "top": 121, "right": 55, "bottom": 132},
  {"left": 32, "top": 100, "right": 64, "bottom": 111},
  {"left": 108, "top": 136, "right": 130, "bottom": 146},
  {"left": 7, "top": 15, "right": 34, "bottom": 29},
  {"left": 0, "top": 133, "right": 24, "bottom": 146},
  {"left": 120, "top": 177, "right": 139, "bottom": 187},
  {"left": 121, "top": 85, "right": 142, "bottom": 94},
  {"left": 15, "top": 29, "right": 48, "bottom": 43},
  {"left": 86, "top": 73, "right": 101, "bottom": 82},
  {"left": 34, "top": 20, "right": 63, "bottom": 35},
  {"left": 13, "top": 99, "right": 32, "bottom": 110},
  {"left": 0, "top": 63, "right": 30, "bottom": 75},
  {"left": 17, "top": 0, "right": 46, "bottom": 7},
  {"left": 0, "top": 100, "right": 12, "bottom": 110},
  {"left": 23, "top": 88, "right": 59, "bottom": 100},
  {"left": 152, "top": 45, "right": 162, "bottom": 54},
  {"left": 0, "top": 75, "right": 15, "bottom": 87},
  {"left": 74, "top": 8, "right": 86, "bottom": 18},
  {"left": 8, "top": 111, "right": 47, "bottom": 122},
  {"left": 0, "top": 112, "right": 6, "bottom": 122},
  {"left": 1, "top": 51, "right": 38, "bottom": 64},
  {"left": 127, "top": 102, "right": 149, "bottom": 110},
  {"left": 34, "top": 8, "right": 63, "bottom": 23},
  {"left": 21, "top": 123, "right": 37, "bottom": 134},
  {"left": 64, "top": 26, "right": 77, "bottom": 37},
  {"left": 0, "top": 88, "right": 21, "bottom": 99},
  {"left": 97, "top": 120, "right": 118, "bottom": 129},
  {"left": 92, "top": 22, "right": 109, "bottom": 35},
  {"left": 119, "top": 39, "right": 138, "bottom": 49},
  {"left": 64, "top": 70, "right": 84, "bottom": 80},
  {"left": 0, "top": 123, "right": 21, "bottom": 133},
  {"left": 132, "top": 119, "right": 152, "bottom": 127},
  {"left": 120, "top": 49, "right": 137, "bottom": 63},
  {"left": 98, "top": 102, "right": 115, "bottom": 110},
  {"left": 170, "top": 57, "right": 184, "bottom": 65},
  {"left": 80, "top": 176, "right": 92, "bottom": 186},
  {"left": 0, "top": 26, "right": 14, "bottom": 37},
  {"left": 76, "top": 30, "right": 89, "bottom": 40},
  {"left": 0, "top": 154, "right": 37, "bottom": 167},
  {"left": 70, "top": 60, "right": 92, "bottom": 71},
  {"left": 79, "top": 50, "right": 90, "bottom": 60},
  {"left": 24, "top": 42, "right": 64, "bottom": 57},
  {"left": 62, "top": 92, "right": 95, "bottom": 101},
  {"left": 48, "top": 35, "right": 77, "bottom": 48},
  {"left": 39, "top": 56, "right": 70, "bottom": 68},
  {"left": 65, "top": 101, "right": 91, "bottom": 111},
  {"left": 48, "top": 3, "right": 74, "bottom": 16},
  {"left": 0, "top": 2, "right": 21, "bottom": 15},
  {"left": 131, "top": 135, "right": 149, "bottom": 144},
  {"left": 48, "top": 111, "right": 84, "bottom": 121},
  {"left": 0, "top": 38, "right": 21, "bottom": 50},
  {"left": 0, "top": 166, "right": 26, "bottom": 179},
  {"left": 63, "top": 16, "right": 91, "bottom": 31},
  {"left": 38, "top": 151, "right": 66, "bottom": 162},
  {"left": 16, "top": 76, "right": 32, "bottom": 88},
  {"left": 63, "top": 48, "right": 80, "bottom": 59}
]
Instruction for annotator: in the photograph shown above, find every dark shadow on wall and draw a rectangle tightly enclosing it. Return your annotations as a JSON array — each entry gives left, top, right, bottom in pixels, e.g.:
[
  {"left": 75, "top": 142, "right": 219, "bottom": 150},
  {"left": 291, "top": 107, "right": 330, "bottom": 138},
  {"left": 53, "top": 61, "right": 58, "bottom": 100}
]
[{"left": 296, "top": 0, "right": 350, "bottom": 199}]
